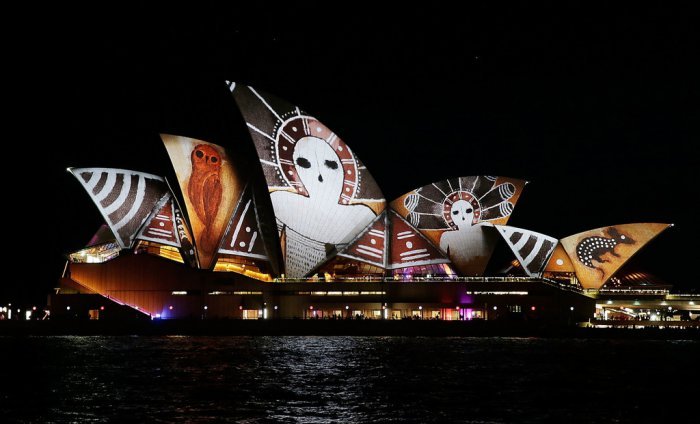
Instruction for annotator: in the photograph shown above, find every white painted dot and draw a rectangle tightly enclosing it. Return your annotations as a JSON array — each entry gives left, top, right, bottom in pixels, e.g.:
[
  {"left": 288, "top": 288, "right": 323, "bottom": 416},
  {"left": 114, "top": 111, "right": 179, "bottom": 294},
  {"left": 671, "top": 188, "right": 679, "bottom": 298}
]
[
  {"left": 239, "top": 241, "right": 246, "bottom": 247},
  {"left": 620, "top": 235, "right": 625, "bottom": 239},
  {"left": 346, "top": 170, "right": 352, "bottom": 174},
  {"left": 292, "top": 126, "right": 297, "bottom": 132},
  {"left": 406, "top": 241, "right": 413, "bottom": 249},
  {"left": 556, "top": 259, "right": 564, "bottom": 266},
  {"left": 345, "top": 187, "right": 350, "bottom": 192},
  {"left": 316, "top": 127, "right": 322, "bottom": 133},
  {"left": 159, "top": 222, "right": 165, "bottom": 227},
  {"left": 338, "top": 145, "right": 343, "bottom": 151},
  {"left": 245, "top": 227, "right": 251, "bottom": 233},
  {"left": 288, "top": 170, "right": 293, "bottom": 175},
  {"left": 282, "top": 145, "right": 288, "bottom": 151},
  {"left": 370, "top": 239, "right": 376, "bottom": 245}
]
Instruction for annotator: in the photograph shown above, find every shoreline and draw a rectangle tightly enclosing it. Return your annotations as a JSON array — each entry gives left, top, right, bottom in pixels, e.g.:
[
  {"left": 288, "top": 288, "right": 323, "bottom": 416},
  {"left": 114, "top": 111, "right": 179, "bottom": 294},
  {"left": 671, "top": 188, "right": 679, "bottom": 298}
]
[{"left": 1, "top": 320, "right": 698, "bottom": 339}]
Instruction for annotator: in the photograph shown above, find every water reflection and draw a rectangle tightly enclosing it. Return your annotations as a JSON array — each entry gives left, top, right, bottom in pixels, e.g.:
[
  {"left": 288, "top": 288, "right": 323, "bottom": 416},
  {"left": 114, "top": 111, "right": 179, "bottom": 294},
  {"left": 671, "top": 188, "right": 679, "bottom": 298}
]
[{"left": 1, "top": 336, "right": 698, "bottom": 422}]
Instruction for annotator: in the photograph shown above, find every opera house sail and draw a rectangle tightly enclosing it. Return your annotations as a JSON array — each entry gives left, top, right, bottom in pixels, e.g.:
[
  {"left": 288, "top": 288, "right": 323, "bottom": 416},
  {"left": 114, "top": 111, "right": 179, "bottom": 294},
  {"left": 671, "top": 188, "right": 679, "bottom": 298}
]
[{"left": 229, "top": 83, "right": 386, "bottom": 278}]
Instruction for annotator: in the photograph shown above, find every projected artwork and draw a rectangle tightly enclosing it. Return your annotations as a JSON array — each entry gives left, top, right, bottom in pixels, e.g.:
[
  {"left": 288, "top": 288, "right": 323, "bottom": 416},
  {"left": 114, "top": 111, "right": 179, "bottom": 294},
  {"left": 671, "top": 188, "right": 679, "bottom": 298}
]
[
  {"left": 173, "top": 203, "right": 196, "bottom": 266},
  {"left": 494, "top": 225, "right": 557, "bottom": 277},
  {"left": 340, "top": 213, "right": 388, "bottom": 268},
  {"left": 218, "top": 184, "right": 270, "bottom": 262},
  {"left": 161, "top": 134, "right": 244, "bottom": 269},
  {"left": 560, "top": 223, "right": 672, "bottom": 290},
  {"left": 388, "top": 210, "right": 452, "bottom": 269},
  {"left": 69, "top": 168, "right": 170, "bottom": 248},
  {"left": 391, "top": 176, "right": 526, "bottom": 276},
  {"left": 136, "top": 194, "right": 180, "bottom": 248},
  {"left": 543, "top": 243, "right": 575, "bottom": 273},
  {"left": 230, "top": 83, "right": 385, "bottom": 277},
  {"left": 337, "top": 210, "right": 450, "bottom": 270}
]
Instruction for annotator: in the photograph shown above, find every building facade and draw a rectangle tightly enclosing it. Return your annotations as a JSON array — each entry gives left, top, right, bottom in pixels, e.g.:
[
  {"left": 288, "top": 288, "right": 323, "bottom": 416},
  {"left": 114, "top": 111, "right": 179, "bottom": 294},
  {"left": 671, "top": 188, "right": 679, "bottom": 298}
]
[{"left": 52, "top": 82, "right": 677, "bottom": 323}]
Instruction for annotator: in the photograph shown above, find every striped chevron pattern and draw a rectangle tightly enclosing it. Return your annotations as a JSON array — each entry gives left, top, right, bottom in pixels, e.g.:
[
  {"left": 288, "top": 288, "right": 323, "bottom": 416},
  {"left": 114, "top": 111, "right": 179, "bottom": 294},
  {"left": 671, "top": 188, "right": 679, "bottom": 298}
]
[
  {"left": 495, "top": 225, "right": 557, "bottom": 277},
  {"left": 70, "top": 168, "right": 169, "bottom": 248}
]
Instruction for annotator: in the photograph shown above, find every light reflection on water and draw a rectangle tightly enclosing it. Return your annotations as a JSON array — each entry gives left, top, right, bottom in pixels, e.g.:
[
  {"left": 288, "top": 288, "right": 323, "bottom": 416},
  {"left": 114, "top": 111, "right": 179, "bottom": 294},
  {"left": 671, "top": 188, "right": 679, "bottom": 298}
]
[{"left": 1, "top": 336, "right": 698, "bottom": 423}]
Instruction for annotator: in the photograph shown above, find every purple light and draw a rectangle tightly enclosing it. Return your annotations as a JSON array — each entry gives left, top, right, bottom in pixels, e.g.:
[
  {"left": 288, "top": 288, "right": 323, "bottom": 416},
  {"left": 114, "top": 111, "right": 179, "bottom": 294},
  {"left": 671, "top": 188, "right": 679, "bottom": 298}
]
[{"left": 459, "top": 294, "right": 473, "bottom": 304}]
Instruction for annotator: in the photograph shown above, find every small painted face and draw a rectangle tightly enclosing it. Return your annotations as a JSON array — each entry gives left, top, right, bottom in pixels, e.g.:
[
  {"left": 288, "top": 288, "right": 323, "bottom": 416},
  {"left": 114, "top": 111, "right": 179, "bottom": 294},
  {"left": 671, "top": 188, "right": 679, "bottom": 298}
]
[
  {"left": 450, "top": 200, "right": 475, "bottom": 230},
  {"left": 293, "top": 136, "right": 343, "bottom": 200},
  {"left": 191, "top": 144, "right": 221, "bottom": 169}
]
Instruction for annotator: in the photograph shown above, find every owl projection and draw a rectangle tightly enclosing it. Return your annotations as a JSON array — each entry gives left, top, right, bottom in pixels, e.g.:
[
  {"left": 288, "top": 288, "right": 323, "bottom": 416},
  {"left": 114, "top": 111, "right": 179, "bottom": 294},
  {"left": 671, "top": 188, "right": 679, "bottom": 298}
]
[
  {"left": 161, "top": 134, "right": 245, "bottom": 270},
  {"left": 188, "top": 144, "right": 222, "bottom": 252}
]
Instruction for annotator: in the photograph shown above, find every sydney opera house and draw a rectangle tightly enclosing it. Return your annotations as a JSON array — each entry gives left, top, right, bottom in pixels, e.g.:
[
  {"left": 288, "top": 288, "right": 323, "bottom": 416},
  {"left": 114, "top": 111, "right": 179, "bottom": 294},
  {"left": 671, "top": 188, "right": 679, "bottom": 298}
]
[{"left": 52, "top": 82, "right": 679, "bottom": 323}]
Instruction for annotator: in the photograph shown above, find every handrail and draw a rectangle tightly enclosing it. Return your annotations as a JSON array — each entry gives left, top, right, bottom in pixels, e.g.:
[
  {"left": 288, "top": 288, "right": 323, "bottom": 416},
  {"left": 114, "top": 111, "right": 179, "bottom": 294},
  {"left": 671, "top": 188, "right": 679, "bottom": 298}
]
[
  {"left": 271, "top": 276, "right": 582, "bottom": 293},
  {"left": 597, "top": 288, "right": 670, "bottom": 295},
  {"left": 272, "top": 276, "right": 544, "bottom": 283}
]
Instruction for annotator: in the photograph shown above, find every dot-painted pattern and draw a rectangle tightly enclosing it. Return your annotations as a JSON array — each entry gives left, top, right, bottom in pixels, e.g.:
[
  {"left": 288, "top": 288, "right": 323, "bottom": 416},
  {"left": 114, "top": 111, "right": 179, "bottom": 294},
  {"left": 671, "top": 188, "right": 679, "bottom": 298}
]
[{"left": 575, "top": 228, "right": 634, "bottom": 269}]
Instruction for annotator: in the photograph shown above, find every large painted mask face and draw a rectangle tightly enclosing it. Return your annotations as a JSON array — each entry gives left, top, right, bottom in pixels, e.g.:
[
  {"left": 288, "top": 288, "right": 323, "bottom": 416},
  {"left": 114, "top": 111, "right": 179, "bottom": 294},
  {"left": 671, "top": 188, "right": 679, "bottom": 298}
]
[
  {"left": 292, "top": 136, "right": 343, "bottom": 201},
  {"left": 449, "top": 200, "right": 475, "bottom": 230}
]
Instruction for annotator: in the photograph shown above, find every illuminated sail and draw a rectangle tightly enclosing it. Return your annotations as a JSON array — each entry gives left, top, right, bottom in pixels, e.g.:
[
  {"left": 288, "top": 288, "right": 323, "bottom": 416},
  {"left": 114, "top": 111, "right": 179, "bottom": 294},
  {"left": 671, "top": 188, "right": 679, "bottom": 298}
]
[
  {"left": 543, "top": 243, "right": 575, "bottom": 273},
  {"left": 338, "top": 213, "right": 388, "bottom": 268},
  {"left": 229, "top": 82, "right": 386, "bottom": 277},
  {"left": 161, "top": 134, "right": 244, "bottom": 269},
  {"left": 218, "top": 184, "right": 270, "bottom": 261},
  {"left": 136, "top": 194, "right": 180, "bottom": 248},
  {"left": 391, "top": 176, "right": 527, "bottom": 276},
  {"left": 494, "top": 225, "right": 557, "bottom": 277},
  {"left": 560, "top": 223, "right": 672, "bottom": 290},
  {"left": 69, "top": 167, "right": 169, "bottom": 248},
  {"left": 387, "top": 210, "right": 451, "bottom": 269}
]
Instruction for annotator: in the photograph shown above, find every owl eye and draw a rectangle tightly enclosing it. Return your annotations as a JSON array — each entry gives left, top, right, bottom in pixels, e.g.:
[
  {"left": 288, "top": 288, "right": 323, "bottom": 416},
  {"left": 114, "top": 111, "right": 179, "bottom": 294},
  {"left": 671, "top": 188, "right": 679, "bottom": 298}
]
[
  {"left": 324, "top": 160, "right": 338, "bottom": 170},
  {"left": 466, "top": 208, "right": 473, "bottom": 213},
  {"left": 296, "top": 157, "right": 311, "bottom": 169},
  {"left": 210, "top": 157, "right": 218, "bottom": 163},
  {"left": 452, "top": 210, "right": 459, "bottom": 215},
  {"left": 195, "top": 150, "right": 204, "bottom": 158}
]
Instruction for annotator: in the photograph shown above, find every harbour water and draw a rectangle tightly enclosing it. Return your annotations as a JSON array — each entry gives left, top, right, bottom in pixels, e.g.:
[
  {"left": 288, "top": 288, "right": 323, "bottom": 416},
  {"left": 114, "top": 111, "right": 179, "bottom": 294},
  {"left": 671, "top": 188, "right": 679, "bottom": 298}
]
[{"left": 2, "top": 336, "right": 698, "bottom": 422}]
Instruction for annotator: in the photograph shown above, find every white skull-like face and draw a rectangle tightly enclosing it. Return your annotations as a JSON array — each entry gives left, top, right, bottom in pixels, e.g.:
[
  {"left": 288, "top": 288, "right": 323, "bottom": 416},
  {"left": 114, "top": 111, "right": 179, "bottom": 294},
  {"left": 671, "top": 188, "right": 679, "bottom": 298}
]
[
  {"left": 293, "top": 136, "right": 343, "bottom": 201},
  {"left": 450, "top": 199, "right": 475, "bottom": 230}
]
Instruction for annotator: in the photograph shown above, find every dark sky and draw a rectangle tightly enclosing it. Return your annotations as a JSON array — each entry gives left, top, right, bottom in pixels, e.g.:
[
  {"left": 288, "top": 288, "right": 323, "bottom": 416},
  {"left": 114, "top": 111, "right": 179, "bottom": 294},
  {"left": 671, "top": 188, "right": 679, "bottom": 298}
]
[{"left": 8, "top": 5, "right": 698, "bottom": 305}]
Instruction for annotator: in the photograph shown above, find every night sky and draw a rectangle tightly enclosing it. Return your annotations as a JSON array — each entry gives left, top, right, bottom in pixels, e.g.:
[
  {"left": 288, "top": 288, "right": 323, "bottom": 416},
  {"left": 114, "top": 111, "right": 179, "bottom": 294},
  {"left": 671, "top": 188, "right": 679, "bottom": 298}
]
[{"left": 9, "top": 5, "right": 698, "bottom": 305}]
